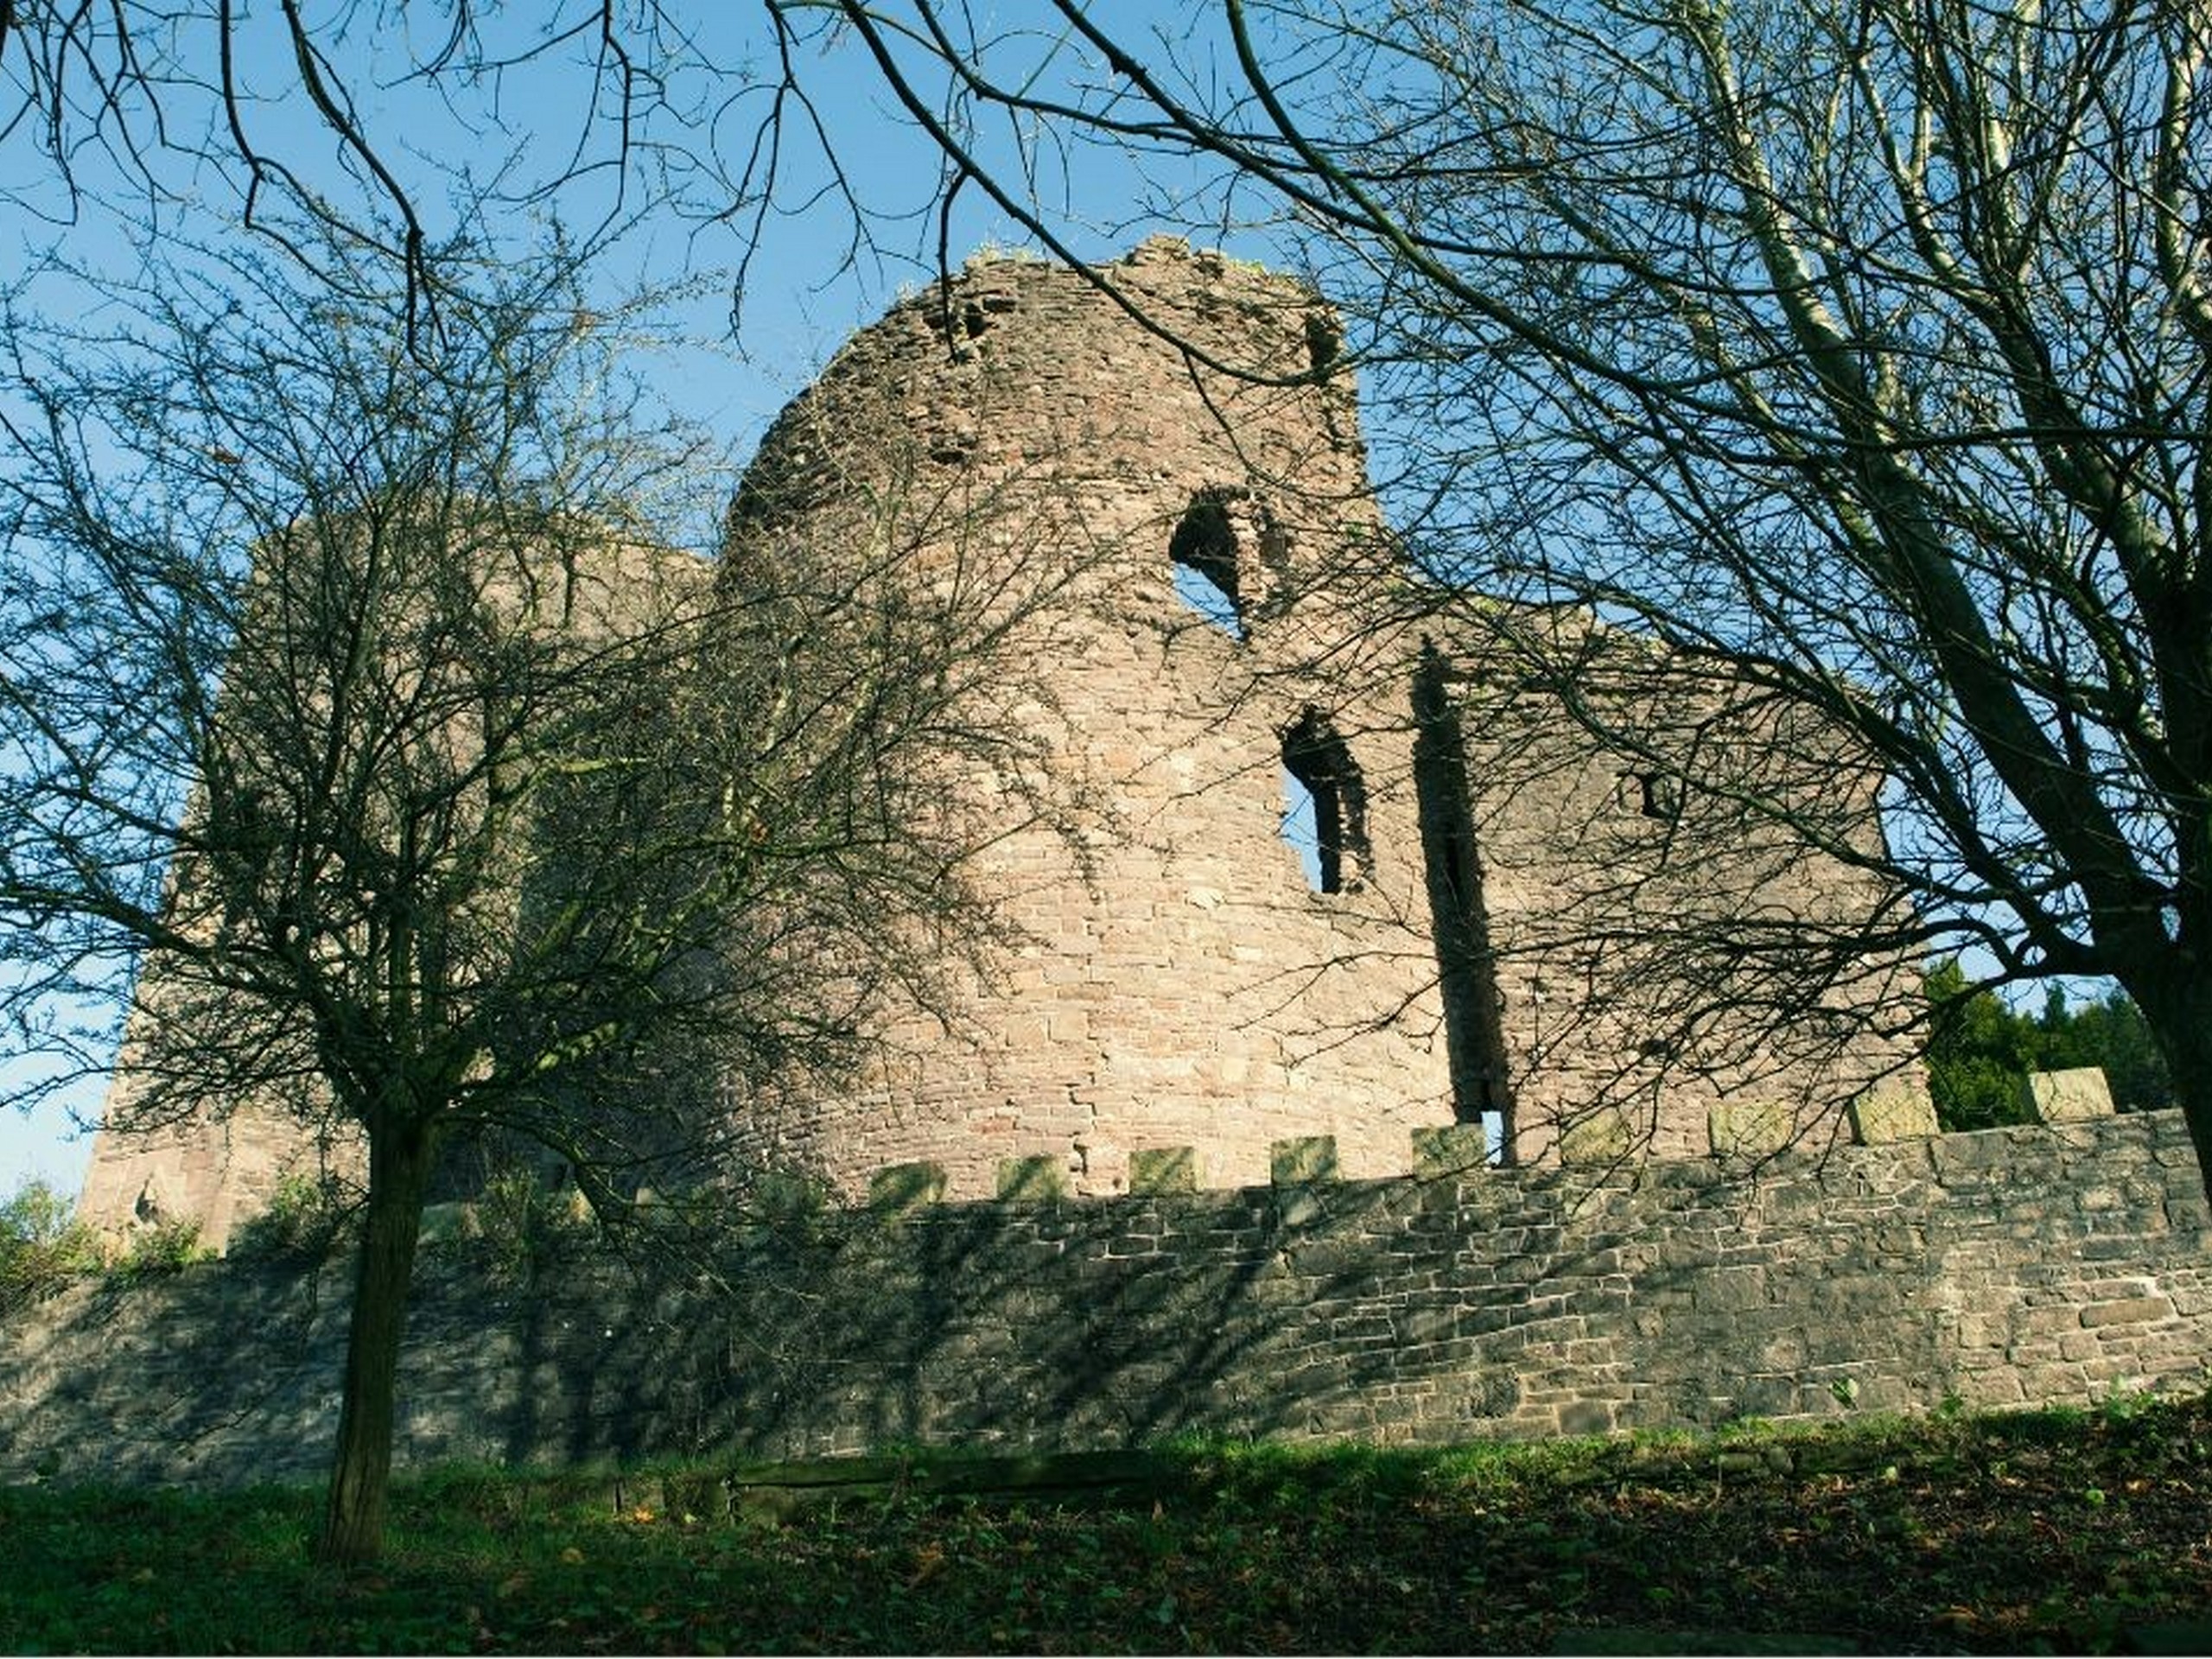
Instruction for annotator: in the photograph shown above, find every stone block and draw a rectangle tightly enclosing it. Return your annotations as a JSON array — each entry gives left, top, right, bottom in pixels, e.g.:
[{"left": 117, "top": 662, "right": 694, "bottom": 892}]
[
  {"left": 868, "top": 1161, "right": 949, "bottom": 1213},
  {"left": 2081, "top": 1294, "right": 2172, "bottom": 1328},
  {"left": 1707, "top": 1098, "right": 1794, "bottom": 1160},
  {"left": 1696, "top": 1266, "right": 1772, "bottom": 1313},
  {"left": 1557, "top": 1108, "right": 1632, "bottom": 1166},
  {"left": 2021, "top": 1067, "right": 2117, "bottom": 1123},
  {"left": 1848, "top": 1080, "right": 1938, "bottom": 1143},
  {"left": 1128, "top": 1146, "right": 1197, "bottom": 1194},
  {"left": 1275, "top": 1185, "right": 1325, "bottom": 1229},
  {"left": 995, "top": 1155, "right": 1069, "bottom": 1203},
  {"left": 1413, "top": 1124, "right": 1490, "bottom": 1179},
  {"left": 1271, "top": 1135, "right": 1339, "bottom": 1185},
  {"left": 1558, "top": 1399, "right": 1616, "bottom": 1436}
]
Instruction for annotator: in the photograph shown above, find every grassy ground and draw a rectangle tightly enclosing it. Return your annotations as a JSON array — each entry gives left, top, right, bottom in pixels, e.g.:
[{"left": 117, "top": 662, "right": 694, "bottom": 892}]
[{"left": 4, "top": 1393, "right": 2211, "bottom": 1654}]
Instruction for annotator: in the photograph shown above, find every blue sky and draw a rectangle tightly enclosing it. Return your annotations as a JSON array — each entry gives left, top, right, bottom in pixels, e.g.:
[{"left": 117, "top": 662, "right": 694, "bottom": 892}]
[
  {"left": 0, "top": 4, "right": 2104, "bottom": 1198},
  {"left": 0, "top": 3, "right": 1273, "bottom": 1196}
]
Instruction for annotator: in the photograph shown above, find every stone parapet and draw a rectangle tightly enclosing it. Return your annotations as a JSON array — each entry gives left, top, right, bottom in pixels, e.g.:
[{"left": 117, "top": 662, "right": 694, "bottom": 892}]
[{"left": 8, "top": 1110, "right": 2206, "bottom": 1487}]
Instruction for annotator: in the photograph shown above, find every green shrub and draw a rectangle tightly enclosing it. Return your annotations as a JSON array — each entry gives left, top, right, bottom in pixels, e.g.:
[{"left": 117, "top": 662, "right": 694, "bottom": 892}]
[
  {"left": 105, "top": 1217, "right": 208, "bottom": 1285},
  {"left": 229, "top": 1173, "right": 352, "bottom": 1261},
  {"left": 0, "top": 1179, "right": 98, "bottom": 1313}
]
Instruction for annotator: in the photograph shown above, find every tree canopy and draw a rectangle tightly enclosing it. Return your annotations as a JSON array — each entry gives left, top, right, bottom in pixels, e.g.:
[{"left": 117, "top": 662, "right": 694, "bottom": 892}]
[{"left": 1923, "top": 961, "right": 2173, "bottom": 1131}]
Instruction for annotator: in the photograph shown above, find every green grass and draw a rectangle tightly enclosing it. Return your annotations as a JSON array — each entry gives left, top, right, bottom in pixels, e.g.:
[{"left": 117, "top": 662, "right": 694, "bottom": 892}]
[{"left": 6, "top": 1393, "right": 2211, "bottom": 1654}]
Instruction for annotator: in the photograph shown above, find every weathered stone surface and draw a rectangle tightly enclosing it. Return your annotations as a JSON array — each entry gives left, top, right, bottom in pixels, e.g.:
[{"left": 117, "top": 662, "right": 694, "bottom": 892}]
[
  {"left": 1558, "top": 1109, "right": 1633, "bottom": 1166},
  {"left": 1271, "top": 1135, "right": 1340, "bottom": 1185},
  {"left": 868, "top": 1161, "right": 949, "bottom": 1212},
  {"left": 2022, "top": 1067, "right": 2117, "bottom": 1123},
  {"left": 2080, "top": 1295, "right": 2172, "bottom": 1327},
  {"left": 12, "top": 1111, "right": 2208, "bottom": 1490},
  {"left": 1412, "top": 1124, "right": 1491, "bottom": 1179},
  {"left": 996, "top": 1155, "right": 1069, "bottom": 1202},
  {"left": 1707, "top": 1098, "right": 1794, "bottom": 1160},
  {"left": 1848, "top": 1082, "right": 1939, "bottom": 1143},
  {"left": 1128, "top": 1147, "right": 1197, "bottom": 1194}
]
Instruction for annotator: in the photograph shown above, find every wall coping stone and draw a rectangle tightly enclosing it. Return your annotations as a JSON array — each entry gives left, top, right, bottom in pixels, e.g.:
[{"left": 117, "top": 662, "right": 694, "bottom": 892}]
[
  {"left": 1707, "top": 1098, "right": 1794, "bottom": 1160},
  {"left": 868, "top": 1161, "right": 950, "bottom": 1213},
  {"left": 2022, "top": 1066, "right": 2117, "bottom": 1123},
  {"left": 1270, "top": 1135, "right": 1339, "bottom": 1185},
  {"left": 1849, "top": 1081, "right": 1940, "bottom": 1142},
  {"left": 996, "top": 1155, "right": 1070, "bottom": 1202},
  {"left": 1558, "top": 1107, "right": 1633, "bottom": 1166},
  {"left": 1412, "top": 1124, "right": 1490, "bottom": 1179},
  {"left": 1128, "top": 1147, "right": 1198, "bottom": 1194}
]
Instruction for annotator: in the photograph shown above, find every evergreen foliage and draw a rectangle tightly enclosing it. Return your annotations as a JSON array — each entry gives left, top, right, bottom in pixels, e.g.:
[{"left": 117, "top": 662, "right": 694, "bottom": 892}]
[{"left": 1924, "top": 961, "right": 2172, "bottom": 1132}]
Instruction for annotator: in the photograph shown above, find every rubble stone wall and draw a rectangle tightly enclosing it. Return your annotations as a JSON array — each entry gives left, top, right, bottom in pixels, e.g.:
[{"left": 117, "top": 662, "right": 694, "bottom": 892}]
[
  {"left": 10, "top": 1112, "right": 2205, "bottom": 1488},
  {"left": 699, "top": 238, "right": 1920, "bottom": 1199}
]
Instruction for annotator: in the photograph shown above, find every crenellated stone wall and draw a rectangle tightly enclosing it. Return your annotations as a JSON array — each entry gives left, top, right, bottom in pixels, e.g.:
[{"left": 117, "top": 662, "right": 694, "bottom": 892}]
[
  {"left": 9, "top": 1110, "right": 2206, "bottom": 1488},
  {"left": 74, "top": 237, "right": 1923, "bottom": 1247}
]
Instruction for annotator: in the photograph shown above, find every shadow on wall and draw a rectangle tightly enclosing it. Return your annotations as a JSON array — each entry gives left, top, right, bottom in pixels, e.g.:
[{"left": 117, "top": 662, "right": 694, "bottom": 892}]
[{"left": 4, "top": 1106, "right": 2209, "bottom": 1488}]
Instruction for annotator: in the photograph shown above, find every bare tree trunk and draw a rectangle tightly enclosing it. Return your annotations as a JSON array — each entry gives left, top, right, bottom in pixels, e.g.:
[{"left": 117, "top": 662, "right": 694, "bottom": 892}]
[
  {"left": 2135, "top": 974, "right": 2212, "bottom": 1211},
  {"left": 316, "top": 1113, "right": 435, "bottom": 1567}
]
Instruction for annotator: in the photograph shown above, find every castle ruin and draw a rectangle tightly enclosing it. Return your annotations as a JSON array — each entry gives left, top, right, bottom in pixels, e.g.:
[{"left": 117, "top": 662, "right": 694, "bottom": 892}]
[{"left": 77, "top": 238, "right": 1925, "bottom": 1244}]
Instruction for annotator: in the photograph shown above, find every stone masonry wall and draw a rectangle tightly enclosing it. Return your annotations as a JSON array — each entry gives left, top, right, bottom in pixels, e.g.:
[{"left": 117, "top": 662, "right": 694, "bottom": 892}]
[
  {"left": 7, "top": 1112, "right": 2207, "bottom": 1487},
  {"left": 713, "top": 238, "right": 1469, "bottom": 1199},
  {"left": 703, "top": 236, "right": 1920, "bottom": 1199},
  {"left": 73, "top": 237, "right": 1927, "bottom": 1243},
  {"left": 72, "top": 535, "right": 708, "bottom": 1246}
]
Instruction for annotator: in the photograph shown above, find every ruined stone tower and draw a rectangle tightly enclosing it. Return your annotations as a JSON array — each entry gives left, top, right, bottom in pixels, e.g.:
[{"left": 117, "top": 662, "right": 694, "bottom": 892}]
[
  {"left": 712, "top": 237, "right": 1470, "bottom": 1198},
  {"left": 702, "top": 236, "right": 1920, "bottom": 1202},
  {"left": 77, "top": 238, "right": 1923, "bottom": 1242}
]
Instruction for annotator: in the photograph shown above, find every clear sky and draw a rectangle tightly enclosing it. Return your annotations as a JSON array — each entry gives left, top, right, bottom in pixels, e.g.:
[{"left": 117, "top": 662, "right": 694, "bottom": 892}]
[
  {"left": 0, "top": 6, "right": 2102, "bottom": 1202},
  {"left": 0, "top": 3, "right": 1262, "bottom": 1198}
]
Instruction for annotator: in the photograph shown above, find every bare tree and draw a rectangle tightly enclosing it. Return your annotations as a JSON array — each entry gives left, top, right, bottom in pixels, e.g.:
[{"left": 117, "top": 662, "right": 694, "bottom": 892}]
[
  {"left": 0, "top": 225, "right": 1057, "bottom": 1562},
  {"left": 12, "top": 6, "right": 2185, "bottom": 1157},
  {"left": 741, "top": 0, "right": 2212, "bottom": 1187},
  {"left": 0, "top": 3, "right": 925, "bottom": 340}
]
